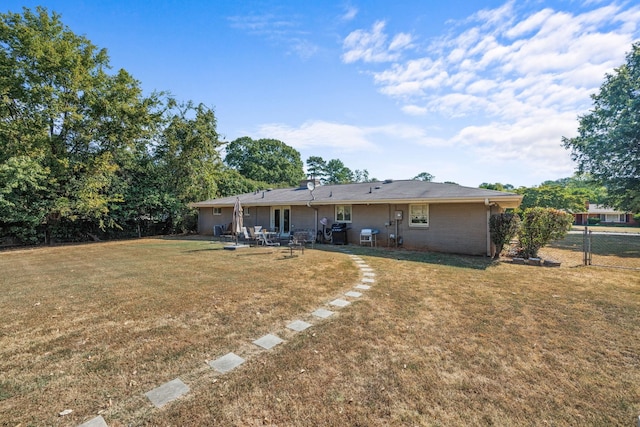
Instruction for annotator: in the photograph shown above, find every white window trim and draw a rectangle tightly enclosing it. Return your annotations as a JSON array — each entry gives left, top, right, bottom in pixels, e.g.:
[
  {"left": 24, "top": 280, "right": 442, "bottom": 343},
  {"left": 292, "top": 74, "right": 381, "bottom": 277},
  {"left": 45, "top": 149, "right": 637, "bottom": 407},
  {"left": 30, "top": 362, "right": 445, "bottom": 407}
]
[
  {"left": 244, "top": 207, "right": 251, "bottom": 217},
  {"left": 409, "top": 203, "right": 429, "bottom": 228},
  {"left": 335, "top": 205, "right": 352, "bottom": 223},
  {"left": 213, "top": 207, "right": 222, "bottom": 216}
]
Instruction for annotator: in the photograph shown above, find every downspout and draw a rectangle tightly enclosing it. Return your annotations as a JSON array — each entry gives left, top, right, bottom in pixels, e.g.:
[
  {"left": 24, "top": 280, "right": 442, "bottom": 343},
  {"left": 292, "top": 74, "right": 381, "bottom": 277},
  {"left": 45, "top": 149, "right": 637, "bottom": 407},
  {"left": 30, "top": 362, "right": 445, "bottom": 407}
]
[
  {"left": 306, "top": 201, "right": 318, "bottom": 244},
  {"left": 485, "top": 198, "right": 491, "bottom": 257}
]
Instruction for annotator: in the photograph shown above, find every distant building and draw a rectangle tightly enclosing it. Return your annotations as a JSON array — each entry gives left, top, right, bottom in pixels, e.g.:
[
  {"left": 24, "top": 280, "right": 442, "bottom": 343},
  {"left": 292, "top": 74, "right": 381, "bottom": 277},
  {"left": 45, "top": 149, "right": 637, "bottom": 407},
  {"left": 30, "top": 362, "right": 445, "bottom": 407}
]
[{"left": 574, "top": 203, "right": 637, "bottom": 226}]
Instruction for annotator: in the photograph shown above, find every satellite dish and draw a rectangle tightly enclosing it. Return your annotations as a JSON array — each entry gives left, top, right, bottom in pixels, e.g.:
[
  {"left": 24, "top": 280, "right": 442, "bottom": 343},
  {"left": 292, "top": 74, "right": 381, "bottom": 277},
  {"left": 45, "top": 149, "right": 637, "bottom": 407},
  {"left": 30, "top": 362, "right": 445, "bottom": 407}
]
[{"left": 307, "top": 181, "right": 315, "bottom": 191}]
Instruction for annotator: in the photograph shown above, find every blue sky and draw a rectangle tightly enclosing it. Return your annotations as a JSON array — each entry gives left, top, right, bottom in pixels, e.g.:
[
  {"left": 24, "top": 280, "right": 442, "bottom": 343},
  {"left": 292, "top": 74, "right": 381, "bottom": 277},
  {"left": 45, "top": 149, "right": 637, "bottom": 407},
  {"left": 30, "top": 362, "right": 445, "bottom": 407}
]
[{"left": 4, "top": 1, "right": 640, "bottom": 187}]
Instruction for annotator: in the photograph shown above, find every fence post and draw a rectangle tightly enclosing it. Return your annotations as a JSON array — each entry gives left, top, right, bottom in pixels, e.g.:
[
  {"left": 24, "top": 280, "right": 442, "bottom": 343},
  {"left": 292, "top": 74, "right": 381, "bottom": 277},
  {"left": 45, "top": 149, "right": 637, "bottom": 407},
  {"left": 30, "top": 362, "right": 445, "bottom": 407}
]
[{"left": 583, "top": 226, "right": 592, "bottom": 266}]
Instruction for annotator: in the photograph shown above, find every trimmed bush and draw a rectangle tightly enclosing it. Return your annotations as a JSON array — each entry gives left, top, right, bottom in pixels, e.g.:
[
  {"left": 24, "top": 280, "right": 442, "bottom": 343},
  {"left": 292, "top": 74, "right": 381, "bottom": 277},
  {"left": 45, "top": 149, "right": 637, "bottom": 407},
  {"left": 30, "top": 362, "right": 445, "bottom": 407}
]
[
  {"left": 518, "top": 207, "right": 574, "bottom": 259},
  {"left": 489, "top": 213, "right": 520, "bottom": 259}
]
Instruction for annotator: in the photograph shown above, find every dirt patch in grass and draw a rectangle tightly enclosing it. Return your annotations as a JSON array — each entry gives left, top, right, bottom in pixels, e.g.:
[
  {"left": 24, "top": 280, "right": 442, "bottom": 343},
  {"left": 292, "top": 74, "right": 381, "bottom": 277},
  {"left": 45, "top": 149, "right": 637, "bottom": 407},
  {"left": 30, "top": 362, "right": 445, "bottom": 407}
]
[{"left": 2, "top": 240, "right": 639, "bottom": 426}]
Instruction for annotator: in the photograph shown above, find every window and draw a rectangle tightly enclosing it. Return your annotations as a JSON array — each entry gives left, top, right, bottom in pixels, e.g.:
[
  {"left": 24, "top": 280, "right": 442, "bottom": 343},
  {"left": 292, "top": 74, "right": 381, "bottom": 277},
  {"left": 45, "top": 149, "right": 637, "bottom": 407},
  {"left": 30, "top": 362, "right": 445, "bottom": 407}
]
[
  {"left": 244, "top": 207, "right": 251, "bottom": 217},
  {"left": 335, "top": 205, "right": 352, "bottom": 223},
  {"left": 409, "top": 204, "right": 429, "bottom": 227},
  {"left": 213, "top": 207, "right": 222, "bottom": 215},
  {"left": 602, "top": 213, "right": 624, "bottom": 223}
]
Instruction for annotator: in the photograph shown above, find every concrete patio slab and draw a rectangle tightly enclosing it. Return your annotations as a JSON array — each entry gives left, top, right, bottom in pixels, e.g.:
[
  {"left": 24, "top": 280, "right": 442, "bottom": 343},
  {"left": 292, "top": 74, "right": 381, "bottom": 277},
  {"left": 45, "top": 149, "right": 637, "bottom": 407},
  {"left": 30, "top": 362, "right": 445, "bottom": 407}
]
[
  {"left": 355, "top": 284, "right": 371, "bottom": 290},
  {"left": 312, "top": 308, "right": 334, "bottom": 318},
  {"left": 77, "top": 415, "right": 108, "bottom": 427},
  {"left": 345, "top": 291, "right": 362, "bottom": 298},
  {"left": 330, "top": 298, "right": 351, "bottom": 307},
  {"left": 287, "top": 320, "right": 312, "bottom": 331},
  {"left": 145, "top": 378, "right": 189, "bottom": 408},
  {"left": 253, "top": 334, "right": 284, "bottom": 349},
  {"left": 209, "top": 352, "right": 245, "bottom": 373}
]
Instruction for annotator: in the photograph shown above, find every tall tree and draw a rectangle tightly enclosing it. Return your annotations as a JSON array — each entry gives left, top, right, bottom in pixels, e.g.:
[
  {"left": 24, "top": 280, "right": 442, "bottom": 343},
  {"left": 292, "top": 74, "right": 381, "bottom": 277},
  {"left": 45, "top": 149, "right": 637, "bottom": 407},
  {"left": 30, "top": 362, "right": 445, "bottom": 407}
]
[
  {"left": 225, "top": 137, "right": 304, "bottom": 186},
  {"left": 324, "top": 159, "right": 353, "bottom": 184},
  {"left": 0, "top": 7, "right": 163, "bottom": 241},
  {"left": 156, "top": 102, "right": 223, "bottom": 231},
  {"left": 306, "top": 156, "right": 326, "bottom": 181},
  {"left": 563, "top": 42, "right": 640, "bottom": 212}
]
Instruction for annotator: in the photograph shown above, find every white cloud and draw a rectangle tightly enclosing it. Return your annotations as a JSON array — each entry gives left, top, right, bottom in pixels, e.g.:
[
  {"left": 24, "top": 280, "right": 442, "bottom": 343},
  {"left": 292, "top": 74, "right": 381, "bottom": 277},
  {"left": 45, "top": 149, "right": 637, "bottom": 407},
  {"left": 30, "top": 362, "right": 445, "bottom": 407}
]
[
  {"left": 342, "top": 21, "right": 414, "bottom": 63},
  {"left": 255, "top": 121, "right": 377, "bottom": 152},
  {"left": 340, "top": 6, "right": 358, "bottom": 22},
  {"left": 338, "top": 1, "right": 639, "bottom": 183}
]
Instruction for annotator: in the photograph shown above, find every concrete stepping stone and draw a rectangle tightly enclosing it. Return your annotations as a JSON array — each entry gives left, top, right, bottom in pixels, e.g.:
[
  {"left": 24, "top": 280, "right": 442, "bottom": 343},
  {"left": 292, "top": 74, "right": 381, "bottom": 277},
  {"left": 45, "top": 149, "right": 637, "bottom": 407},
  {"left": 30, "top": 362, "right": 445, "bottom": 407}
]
[
  {"left": 361, "top": 267, "right": 373, "bottom": 272},
  {"left": 345, "top": 291, "right": 362, "bottom": 298},
  {"left": 253, "top": 334, "right": 284, "bottom": 349},
  {"left": 312, "top": 308, "right": 334, "bottom": 318},
  {"left": 363, "top": 272, "right": 376, "bottom": 277},
  {"left": 145, "top": 378, "right": 189, "bottom": 408},
  {"left": 287, "top": 320, "right": 312, "bottom": 331},
  {"left": 77, "top": 415, "right": 108, "bottom": 427},
  {"left": 355, "top": 284, "right": 371, "bottom": 290},
  {"left": 330, "top": 298, "right": 351, "bottom": 307},
  {"left": 209, "top": 352, "right": 245, "bottom": 373},
  {"left": 362, "top": 277, "right": 375, "bottom": 283}
]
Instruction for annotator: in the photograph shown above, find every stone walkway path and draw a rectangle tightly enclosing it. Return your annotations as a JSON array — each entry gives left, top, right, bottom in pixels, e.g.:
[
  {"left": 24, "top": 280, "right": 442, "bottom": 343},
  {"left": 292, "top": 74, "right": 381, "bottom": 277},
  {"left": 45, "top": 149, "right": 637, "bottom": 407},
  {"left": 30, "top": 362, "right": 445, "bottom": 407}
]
[{"left": 77, "top": 250, "right": 375, "bottom": 427}]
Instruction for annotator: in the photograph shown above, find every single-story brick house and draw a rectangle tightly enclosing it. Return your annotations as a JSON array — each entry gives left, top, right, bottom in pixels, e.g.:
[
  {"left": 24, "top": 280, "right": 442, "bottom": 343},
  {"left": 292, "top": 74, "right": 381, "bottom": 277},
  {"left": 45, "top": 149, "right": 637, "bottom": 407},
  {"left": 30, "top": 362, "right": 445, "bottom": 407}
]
[
  {"left": 191, "top": 179, "right": 523, "bottom": 256},
  {"left": 574, "top": 203, "right": 638, "bottom": 226}
]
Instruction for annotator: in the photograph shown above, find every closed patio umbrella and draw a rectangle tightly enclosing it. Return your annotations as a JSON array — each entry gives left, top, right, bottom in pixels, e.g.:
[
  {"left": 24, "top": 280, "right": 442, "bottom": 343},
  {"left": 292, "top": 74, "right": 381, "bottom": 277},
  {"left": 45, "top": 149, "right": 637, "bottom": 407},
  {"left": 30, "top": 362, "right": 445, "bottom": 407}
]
[{"left": 232, "top": 197, "right": 243, "bottom": 245}]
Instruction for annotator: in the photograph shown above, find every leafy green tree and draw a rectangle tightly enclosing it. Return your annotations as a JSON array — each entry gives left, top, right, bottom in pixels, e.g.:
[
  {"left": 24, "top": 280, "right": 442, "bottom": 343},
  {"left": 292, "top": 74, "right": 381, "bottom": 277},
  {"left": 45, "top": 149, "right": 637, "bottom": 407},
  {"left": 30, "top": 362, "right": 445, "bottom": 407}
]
[
  {"left": 514, "top": 185, "right": 587, "bottom": 212},
  {"left": 225, "top": 137, "right": 304, "bottom": 186},
  {"left": 353, "top": 169, "right": 371, "bottom": 182},
  {"left": 215, "top": 169, "right": 267, "bottom": 197},
  {"left": 0, "top": 156, "right": 50, "bottom": 243},
  {"left": 156, "top": 102, "right": 223, "bottom": 232},
  {"left": 489, "top": 212, "right": 520, "bottom": 258},
  {"left": 0, "top": 7, "right": 164, "bottom": 241},
  {"left": 517, "top": 207, "right": 574, "bottom": 259},
  {"left": 306, "top": 156, "right": 326, "bottom": 181},
  {"left": 413, "top": 172, "right": 435, "bottom": 181},
  {"left": 324, "top": 159, "right": 353, "bottom": 184},
  {"left": 563, "top": 42, "right": 640, "bottom": 212},
  {"left": 479, "top": 182, "right": 515, "bottom": 191}
]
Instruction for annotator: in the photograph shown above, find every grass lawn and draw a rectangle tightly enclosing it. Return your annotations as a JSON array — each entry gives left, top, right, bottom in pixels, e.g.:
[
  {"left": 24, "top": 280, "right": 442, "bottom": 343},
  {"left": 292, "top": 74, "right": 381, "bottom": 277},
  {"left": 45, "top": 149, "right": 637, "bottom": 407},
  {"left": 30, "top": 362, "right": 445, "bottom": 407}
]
[{"left": 1, "top": 237, "right": 639, "bottom": 426}]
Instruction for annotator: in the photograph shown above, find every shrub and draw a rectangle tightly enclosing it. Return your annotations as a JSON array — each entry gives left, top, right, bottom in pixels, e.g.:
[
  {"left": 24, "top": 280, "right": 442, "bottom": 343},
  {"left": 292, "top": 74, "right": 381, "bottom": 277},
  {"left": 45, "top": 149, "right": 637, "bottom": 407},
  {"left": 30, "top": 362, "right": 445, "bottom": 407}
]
[
  {"left": 489, "top": 212, "right": 521, "bottom": 258},
  {"left": 517, "top": 207, "right": 574, "bottom": 259},
  {"left": 587, "top": 217, "right": 601, "bottom": 225}
]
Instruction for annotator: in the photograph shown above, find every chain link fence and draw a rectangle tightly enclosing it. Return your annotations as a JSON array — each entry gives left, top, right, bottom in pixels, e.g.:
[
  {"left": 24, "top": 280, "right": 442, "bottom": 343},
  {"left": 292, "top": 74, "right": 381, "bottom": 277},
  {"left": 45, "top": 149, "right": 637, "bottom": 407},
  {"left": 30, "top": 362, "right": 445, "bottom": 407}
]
[{"left": 542, "top": 228, "right": 640, "bottom": 270}]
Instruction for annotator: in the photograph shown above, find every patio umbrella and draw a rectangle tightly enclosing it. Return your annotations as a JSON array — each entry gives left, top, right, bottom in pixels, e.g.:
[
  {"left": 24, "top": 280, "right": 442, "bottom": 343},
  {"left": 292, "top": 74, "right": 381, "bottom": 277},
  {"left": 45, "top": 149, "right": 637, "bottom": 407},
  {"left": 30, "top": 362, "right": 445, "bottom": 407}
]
[{"left": 232, "top": 197, "right": 244, "bottom": 245}]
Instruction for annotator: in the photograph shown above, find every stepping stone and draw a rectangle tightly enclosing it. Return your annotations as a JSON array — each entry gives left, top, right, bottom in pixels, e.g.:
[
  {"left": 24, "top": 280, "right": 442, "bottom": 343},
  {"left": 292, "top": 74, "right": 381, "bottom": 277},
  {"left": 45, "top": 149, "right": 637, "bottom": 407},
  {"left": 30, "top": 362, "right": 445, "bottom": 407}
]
[
  {"left": 77, "top": 416, "right": 108, "bottom": 427},
  {"left": 361, "top": 267, "right": 373, "bottom": 272},
  {"left": 253, "top": 334, "right": 284, "bottom": 350},
  {"left": 209, "top": 352, "right": 245, "bottom": 373},
  {"left": 363, "top": 272, "right": 376, "bottom": 277},
  {"left": 287, "top": 320, "right": 312, "bottom": 331},
  {"left": 362, "top": 278, "right": 375, "bottom": 283},
  {"left": 345, "top": 291, "right": 362, "bottom": 298},
  {"left": 355, "top": 284, "right": 371, "bottom": 290},
  {"left": 312, "top": 308, "right": 334, "bottom": 318},
  {"left": 330, "top": 298, "right": 351, "bottom": 307},
  {"left": 145, "top": 378, "right": 189, "bottom": 408}
]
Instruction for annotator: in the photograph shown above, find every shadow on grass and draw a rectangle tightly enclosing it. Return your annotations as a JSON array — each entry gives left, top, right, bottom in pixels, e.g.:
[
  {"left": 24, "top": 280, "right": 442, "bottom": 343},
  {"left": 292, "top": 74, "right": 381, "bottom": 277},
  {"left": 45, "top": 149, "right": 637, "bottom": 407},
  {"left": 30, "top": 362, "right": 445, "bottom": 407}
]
[{"left": 313, "top": 244, "right": 495, "bottom": 270}]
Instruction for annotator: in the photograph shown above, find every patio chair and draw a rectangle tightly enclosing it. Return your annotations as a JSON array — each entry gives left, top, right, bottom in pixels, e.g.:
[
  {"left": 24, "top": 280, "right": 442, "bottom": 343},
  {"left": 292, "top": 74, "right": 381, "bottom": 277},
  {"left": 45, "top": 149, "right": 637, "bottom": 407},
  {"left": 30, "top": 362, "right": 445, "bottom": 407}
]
[{"left": 259, "top": 230, "right": 280, "bottom": 246}]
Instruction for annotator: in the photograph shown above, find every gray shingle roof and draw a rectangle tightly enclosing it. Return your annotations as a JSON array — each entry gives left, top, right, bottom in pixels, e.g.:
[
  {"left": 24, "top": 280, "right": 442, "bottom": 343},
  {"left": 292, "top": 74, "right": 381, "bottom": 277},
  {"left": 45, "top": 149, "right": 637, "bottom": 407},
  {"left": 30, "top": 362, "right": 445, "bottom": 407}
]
[{"left": 192, "top": 180, "right": 522, "bottom": 208}]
